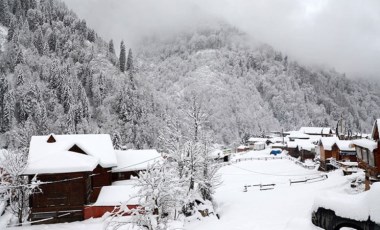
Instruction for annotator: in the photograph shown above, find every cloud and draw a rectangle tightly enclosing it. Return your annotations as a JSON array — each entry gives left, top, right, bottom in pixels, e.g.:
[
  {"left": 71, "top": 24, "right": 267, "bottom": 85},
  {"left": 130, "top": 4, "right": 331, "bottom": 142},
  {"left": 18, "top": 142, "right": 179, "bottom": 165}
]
[{"left": 63, "top": 0, "right": 380, "bottom": 79}]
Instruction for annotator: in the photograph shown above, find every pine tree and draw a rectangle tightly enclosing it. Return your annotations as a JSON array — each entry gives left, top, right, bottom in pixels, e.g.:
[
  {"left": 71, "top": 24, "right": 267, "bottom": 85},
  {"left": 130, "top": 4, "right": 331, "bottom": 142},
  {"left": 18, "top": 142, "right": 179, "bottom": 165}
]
[
  {"left": 33, "top": 28, "right": 44, "bottom": 56},
  {"left": 0, "top": 0, "right": 10, "bottom": 26},
  {"left": 0, "top": 74, "right": 9, "bottom": 132},
  {"left": 126, "top": 48, "right": 134, "bottom": 72},
  {"left": 61, "top": 83, "right": 73, "bottom": 114},
  {"left": 112, "top": 131, "right": 122, "bottom": 150},
  {"left": 16, "top": 71, "right": 24, "bottom": 86},
  {"left": 48, "top": 31, "right": 57, "bottom": 51},
  {"left": 7, "top": 16, "right": 17, "bottom": 42},
  {"left": 119, "top": 40, "right": 126, "bottom": 72},
  {"left": 108, "top": 39, "right": 115, "bottom": 54},
  {"left": 16, "top": 49, "right": 24, "bottom": 65},
  {"left": 3, "top": 91, "right": 15, "bottom": 132}
]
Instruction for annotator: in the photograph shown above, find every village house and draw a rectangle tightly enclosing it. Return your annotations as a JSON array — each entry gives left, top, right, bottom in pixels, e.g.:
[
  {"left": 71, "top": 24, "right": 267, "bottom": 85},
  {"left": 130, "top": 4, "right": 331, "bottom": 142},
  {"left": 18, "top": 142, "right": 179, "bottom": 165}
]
[
  {"left": 318, "top": 137, "right": 357, "bottom": 172},
  {"left": 286, "top": 139, "right": 316, "bottom": 162},
  {"left": 351, "top": 119, "right": 380, "bottom": 187},
  {"left": 24, "top": 134, "right": 117, "bottom": 224}
]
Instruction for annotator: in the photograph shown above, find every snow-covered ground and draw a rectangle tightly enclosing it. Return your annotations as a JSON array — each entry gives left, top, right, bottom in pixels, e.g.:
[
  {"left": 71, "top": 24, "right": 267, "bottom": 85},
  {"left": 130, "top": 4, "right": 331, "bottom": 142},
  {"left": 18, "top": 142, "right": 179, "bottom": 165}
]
[{"left": 6, "top": 150, "right": 357, "bottom": 230}]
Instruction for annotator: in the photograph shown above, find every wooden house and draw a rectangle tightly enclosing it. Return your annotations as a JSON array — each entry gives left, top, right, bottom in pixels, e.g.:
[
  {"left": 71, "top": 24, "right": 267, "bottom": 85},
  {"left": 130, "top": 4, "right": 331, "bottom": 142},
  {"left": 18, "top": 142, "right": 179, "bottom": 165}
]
[
  {"left": 112, "top": 149, "right": 161, "bottom": 181},
  {"left": 24, "top": 134, "right": 117, "bottom": 224},
  {"left": 286, "top": 139, "right": 316, "bottom": 162},
  {"left": 237, "top": 145, "right": 250, "bottom": 153},
  {"left": 318, "top": 137, "right": 339, "bottom": 171},
  {"left": 351, "top": 119, "right": 380, "bottom": 184}
]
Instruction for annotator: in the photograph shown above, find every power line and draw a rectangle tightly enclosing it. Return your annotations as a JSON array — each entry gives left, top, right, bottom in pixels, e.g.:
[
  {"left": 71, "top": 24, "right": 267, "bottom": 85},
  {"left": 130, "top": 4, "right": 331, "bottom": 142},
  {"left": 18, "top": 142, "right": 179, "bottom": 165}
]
[{"left": 229, "top": 164, "right": 322, "bottom": 177}]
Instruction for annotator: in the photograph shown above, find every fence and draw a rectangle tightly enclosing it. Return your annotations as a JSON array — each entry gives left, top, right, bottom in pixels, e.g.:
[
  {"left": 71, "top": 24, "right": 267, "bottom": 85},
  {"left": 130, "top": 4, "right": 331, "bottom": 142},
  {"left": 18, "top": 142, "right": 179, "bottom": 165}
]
[{"left": 216, "top": 155, "right": 317, "bottom": 170}]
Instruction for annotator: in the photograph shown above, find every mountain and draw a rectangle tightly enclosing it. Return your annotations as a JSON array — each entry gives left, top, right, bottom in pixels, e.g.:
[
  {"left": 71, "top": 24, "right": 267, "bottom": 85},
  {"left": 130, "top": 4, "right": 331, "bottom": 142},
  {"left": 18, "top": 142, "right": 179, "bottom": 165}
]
[{"left": 0, "top": 0, "right": 379, "bottom": 150}]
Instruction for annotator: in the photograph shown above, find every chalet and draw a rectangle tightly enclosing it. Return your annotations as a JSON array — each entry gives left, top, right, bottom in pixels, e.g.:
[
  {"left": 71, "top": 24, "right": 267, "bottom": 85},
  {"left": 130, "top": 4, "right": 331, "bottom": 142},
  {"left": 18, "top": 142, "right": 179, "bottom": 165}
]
[
  {"left": 24, "top": 134, "right": 117, "bottom": 224},
  {"left": 318, "top": 137, "right": 357, "bottom": 171},
  {"left": 286, "top": 139, "right": 315, "bottom": 162},
  {"left": 299, "top": 127, "right": 333, "bottom": 137},
  {"left": 112, "top": 149, "right": 161, "bottom": 181},
  {"left": 351, "top": 119, "right": 380, "bottom": 185},
  {"left": 318, "top": 137, "right": 339, "bottom": 171}
]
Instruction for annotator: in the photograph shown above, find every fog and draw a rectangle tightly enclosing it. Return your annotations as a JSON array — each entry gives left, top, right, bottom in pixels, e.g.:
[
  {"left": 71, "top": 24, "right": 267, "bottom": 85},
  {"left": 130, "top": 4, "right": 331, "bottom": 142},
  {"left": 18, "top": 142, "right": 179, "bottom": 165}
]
[{"left": 63, "top": 0, "right": 380, "bottom": 79}]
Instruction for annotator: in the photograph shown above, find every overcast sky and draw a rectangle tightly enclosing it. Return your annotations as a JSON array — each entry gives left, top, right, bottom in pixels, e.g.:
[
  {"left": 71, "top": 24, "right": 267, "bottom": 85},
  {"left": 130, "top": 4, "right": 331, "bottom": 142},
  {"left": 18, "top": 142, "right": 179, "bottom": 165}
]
[{"left": 63, "top": 0, "right": 380, "bottom": 79}]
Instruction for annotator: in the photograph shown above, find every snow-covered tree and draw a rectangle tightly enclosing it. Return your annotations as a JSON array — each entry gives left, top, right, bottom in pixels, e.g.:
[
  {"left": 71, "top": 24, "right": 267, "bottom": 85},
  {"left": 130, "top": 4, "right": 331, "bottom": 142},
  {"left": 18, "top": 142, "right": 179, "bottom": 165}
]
[
  {"left": 119, "top": 40, "right": 126, "bottom": 72},
  {"left": 0, "top": 148, "right": 39, "bottom": 226}
]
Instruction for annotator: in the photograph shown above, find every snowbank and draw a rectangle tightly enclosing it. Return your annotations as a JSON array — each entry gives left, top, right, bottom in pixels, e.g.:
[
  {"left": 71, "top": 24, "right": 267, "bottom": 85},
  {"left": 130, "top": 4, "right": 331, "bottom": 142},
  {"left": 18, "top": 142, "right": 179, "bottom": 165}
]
[{"left": 313, "top": 182, "right": 380, "bottom": 223}]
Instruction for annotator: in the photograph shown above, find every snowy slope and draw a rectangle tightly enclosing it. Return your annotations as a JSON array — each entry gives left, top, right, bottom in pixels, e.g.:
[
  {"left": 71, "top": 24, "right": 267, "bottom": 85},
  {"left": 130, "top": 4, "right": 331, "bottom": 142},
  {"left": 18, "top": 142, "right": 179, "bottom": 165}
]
[{"left": 0, "top": 26, "right": 7, "bottom": 52}]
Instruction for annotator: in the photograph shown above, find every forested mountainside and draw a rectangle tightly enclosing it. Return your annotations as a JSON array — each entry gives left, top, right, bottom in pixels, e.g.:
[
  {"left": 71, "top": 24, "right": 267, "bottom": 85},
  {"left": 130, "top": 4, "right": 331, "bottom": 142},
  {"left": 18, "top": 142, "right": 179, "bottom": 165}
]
[{"left": 0, "top": 0, "right": 379, "bottom": 150}]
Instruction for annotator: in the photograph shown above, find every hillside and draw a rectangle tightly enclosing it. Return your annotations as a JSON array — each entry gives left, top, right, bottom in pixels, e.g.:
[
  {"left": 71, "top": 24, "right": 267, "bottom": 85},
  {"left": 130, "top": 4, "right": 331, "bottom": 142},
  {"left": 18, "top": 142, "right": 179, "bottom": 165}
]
[
  {"left": 135, "top": 25, "right": 380, "bottom": 144},
  {"left": 0, "top": 0, "right": 379, "bottom": 150}
]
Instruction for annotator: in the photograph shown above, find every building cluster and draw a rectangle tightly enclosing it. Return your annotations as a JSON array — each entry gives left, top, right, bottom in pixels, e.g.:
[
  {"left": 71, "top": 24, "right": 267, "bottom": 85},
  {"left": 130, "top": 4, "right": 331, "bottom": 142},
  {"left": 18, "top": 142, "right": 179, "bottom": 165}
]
[
  {"left": 23, "top": 134, "right": 162, "bottom": 224},
  {"left": 241, "top": 119, "right": 380, "bottom": 188}
]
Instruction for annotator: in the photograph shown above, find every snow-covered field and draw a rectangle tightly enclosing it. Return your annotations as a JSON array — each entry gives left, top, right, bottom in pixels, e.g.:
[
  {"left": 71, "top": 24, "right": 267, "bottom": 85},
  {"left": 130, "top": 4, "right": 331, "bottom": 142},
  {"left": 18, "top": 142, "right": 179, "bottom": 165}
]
[{"left": 6, "top": 150, "right": 355, "bottom": 230}]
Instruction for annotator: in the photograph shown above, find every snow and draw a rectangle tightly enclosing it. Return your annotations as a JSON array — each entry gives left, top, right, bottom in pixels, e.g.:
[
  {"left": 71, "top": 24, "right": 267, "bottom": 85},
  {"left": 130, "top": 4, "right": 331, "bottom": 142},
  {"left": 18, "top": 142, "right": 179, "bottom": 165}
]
[
  {"left": 320, "top": 137, "right": 339, "bottom": 151},
  {"left": 351, "top": 139, "right": 378, "bottom": 152},
  {"left": 0, "top": 26, "right": 7, "bottom": 52},
  {"left": 209, "top": 149, "right": 224, "bottom": 159},
  {"left": 112, "top": 149, "right": 161, "bottom": 172},
  {"left": 336, "top": 140, "right": 355, "bottom": 152},
  {"left": 93, "top": 184, "right": 139, "bottom": 206},
  {"left": 24, "top": 150, "right": 99, "bottom": 174},
  {"left": 248, "top": 137, "right": 267, "bottom": 143},
  {"left": 299, "top": 127, "right": 332, "bottom": 135},
  {"left": 287, "top": 131, "right": 310, "bottom": 139},
  {"left": 7, "top": 151, "right": 366, "bottom": 230},
  {"left": 287, "top": 139, "right": 315, "bottom": 151},
  {"left": 26, "top": 134, "right": 117, "bottom": 173},
  {"left": 313, "top": 182, "right": 380, "bottom": 224}
]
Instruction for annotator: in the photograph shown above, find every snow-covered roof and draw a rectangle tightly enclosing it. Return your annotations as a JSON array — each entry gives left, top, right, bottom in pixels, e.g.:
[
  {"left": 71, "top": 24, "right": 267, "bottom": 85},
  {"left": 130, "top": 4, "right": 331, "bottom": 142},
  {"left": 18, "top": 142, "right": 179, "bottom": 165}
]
[
  {"left": 237, "top": 145, "right": 249, "bottom": 149},
  {"left": 93, "top": 184, "right": 139, "bottom": 206},
  {"left": 287, "top": 139, "right": 315, "bottom": 151},
  {"left": 112, "top": 149, "right": 162, "bottom": 172},
  {"left": 287, "top": 131, "right": 310, "bottom": 139},
  {"left": 351, "top": 139, "right": 378, "bottom": 152},
  {"left": 26, "top": 134, "right": 117, "bottom": 173},
  {"left": 299, "top": 127, "right": 332, "bottom": 135},
  {"left": 371, "top": 119, "right": 380, "bottom": 140},
  {"left": 254, "top": 141, "right": 266, "bottom": 145},
  {"left": 248, "top": 137, "right": 267, "bottom": 143},
  {"left": 336, "top": 140, "right": 355, "bottom": 152},
  {"left": 24, "top": 150, "right": 99, "bottom": 175},
  {"left": 320, "top": 137, "right": 339, "bottom": 151},
  {"left": 313, "top": 182, "right": 380, "bottom": 224},
  {"left": 209, "top": 149, "right": 223, "bottom": 159}
]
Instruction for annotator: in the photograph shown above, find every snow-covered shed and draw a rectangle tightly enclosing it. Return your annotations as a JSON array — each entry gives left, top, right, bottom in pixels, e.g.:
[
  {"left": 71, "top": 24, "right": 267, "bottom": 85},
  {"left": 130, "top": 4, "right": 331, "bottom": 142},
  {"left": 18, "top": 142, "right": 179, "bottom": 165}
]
[
  {"left": 84, "top": 183, "right": 139, "bottom": 219},
  {"left": 286, "top": 131, "right": 310, "bottom": 141},
  {"left": 112, "top": 149, "right": 162, "bottom": 181},
  {"left": 299, "top": 127, "right": 332, "bottom": 136},
  {"left": 25, "top": 134, "right": 117, "bottom": 224},
  {"left": 253, "top": 141, "right": 266, "bottom": 150}
]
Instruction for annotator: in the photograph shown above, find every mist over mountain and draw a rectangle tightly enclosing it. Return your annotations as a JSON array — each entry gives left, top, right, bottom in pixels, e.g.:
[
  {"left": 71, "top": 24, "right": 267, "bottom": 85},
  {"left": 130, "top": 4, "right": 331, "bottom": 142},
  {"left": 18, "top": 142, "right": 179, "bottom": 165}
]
[{"left": 0, "top": 0, "right": 379, "bottom": 150}]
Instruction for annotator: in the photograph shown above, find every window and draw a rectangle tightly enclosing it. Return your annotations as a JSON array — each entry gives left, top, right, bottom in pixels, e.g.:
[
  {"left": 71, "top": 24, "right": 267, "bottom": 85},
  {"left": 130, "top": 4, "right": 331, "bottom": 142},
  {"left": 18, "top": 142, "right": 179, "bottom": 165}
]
[
  {"left": 356, "top": 147, "right": 362, "bottom": 159},
  {"left": 369, "top": 151, "right": 375, "bottom": 167},
  {"left": 362, "top": 149, "right": 368, "bottom": 164}
]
